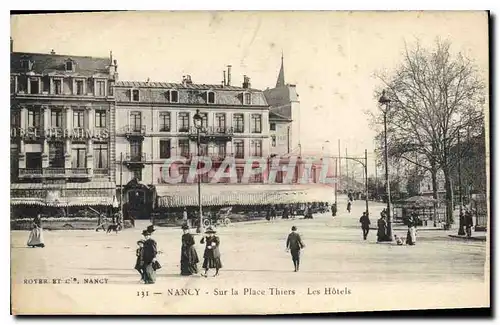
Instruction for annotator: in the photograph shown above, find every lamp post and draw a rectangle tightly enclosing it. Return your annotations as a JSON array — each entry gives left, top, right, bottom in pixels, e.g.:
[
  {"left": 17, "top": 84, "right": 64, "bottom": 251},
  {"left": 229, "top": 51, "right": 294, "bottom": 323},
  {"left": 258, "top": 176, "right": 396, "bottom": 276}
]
[
  {"left": 379, "top": 90, "right": 392, "bottom": 241},
  {"left": 193, "top": 109, "right": 203, "bottom": 234}
]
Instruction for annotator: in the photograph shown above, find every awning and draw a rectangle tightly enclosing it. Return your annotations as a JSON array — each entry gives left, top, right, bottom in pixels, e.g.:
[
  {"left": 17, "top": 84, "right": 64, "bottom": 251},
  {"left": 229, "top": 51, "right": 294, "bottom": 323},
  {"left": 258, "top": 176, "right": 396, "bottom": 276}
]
[
  {"left": 156, "top": 184, "right": 334, "bottom": 207},
  {"left": 10, "top": 182, "right": 116, "bottom": 207}
]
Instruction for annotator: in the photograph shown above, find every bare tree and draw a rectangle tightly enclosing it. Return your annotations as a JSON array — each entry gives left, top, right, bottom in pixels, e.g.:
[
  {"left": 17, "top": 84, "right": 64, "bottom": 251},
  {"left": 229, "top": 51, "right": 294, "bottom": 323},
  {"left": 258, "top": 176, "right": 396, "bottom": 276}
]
[{"left": 371, "top": 38, "right": 486, "bottom": 225}]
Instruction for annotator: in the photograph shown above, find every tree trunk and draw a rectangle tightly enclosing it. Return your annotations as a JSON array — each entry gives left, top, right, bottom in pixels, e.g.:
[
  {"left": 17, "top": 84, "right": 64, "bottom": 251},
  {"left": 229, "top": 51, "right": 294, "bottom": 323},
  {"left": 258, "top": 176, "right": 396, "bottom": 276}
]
[
  {"left": 431, "top": 167, "right": 439, "bottom": 223},
  {"left": 443, "top": 167, "right": 454, "bottom": 225}
]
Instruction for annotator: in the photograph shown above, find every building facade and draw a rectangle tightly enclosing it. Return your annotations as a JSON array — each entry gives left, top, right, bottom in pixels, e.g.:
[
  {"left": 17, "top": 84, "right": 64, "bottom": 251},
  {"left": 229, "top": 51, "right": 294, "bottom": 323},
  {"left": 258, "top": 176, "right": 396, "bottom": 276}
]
[
  {"left": 114, "top": 74, "right": 271, "bottom": 217},
  {"left": 10, "top": 42, "right": 118, "bottom": 218}
]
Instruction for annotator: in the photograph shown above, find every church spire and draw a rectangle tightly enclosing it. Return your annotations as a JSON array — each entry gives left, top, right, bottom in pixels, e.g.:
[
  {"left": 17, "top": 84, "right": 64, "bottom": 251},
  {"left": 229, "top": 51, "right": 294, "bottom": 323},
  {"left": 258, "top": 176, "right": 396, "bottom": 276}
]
[{"left": 275, "top": 51, "right": 285, "bottom": 88}]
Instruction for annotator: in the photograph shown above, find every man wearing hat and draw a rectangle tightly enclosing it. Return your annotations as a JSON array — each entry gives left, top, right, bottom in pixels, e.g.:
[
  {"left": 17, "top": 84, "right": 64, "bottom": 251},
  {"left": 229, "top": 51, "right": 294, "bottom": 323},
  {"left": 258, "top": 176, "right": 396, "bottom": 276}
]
[
  {"left": 141, "top": 226, "right": 158, "bottom": 284},
  {"left": 200, "top": 227, "right": 222, "bottom": 277},
  {"left": 286, "top": 226, "right": 305, "bottom": 272}
]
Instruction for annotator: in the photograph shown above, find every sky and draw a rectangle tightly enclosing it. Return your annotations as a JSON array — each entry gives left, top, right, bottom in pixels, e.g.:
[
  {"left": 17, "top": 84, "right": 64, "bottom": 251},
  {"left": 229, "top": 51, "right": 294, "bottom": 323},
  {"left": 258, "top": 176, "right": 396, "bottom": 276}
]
[{"left": 10, "top": 11, "right": 489, "bottom": 177}]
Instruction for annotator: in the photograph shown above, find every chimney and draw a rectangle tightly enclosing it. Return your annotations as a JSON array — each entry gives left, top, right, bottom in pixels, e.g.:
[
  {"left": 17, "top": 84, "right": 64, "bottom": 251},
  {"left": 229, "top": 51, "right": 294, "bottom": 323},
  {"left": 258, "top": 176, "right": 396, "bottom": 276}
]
[
  {"left": 227, "top": 65, "right": 232, "bottom": 86},
  {"left": 10, "top": 37, "right": 13, "bottom": 53},
  {"left": 223, "top": 70, "right": 227, "bottom": 87},
  {"left": 243, "top": 75, "right": 251, "bottom": 89}
]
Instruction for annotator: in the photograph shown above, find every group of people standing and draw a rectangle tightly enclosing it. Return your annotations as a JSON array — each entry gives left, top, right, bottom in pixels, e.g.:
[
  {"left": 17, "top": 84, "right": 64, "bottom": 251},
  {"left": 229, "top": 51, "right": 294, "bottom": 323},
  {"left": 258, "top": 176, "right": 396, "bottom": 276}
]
[
  {"left": 134, "top": 224, "right": 223, "bottom": 284},
  {"left": 359, "top": 208, "right": 419, "bottom": 245}
]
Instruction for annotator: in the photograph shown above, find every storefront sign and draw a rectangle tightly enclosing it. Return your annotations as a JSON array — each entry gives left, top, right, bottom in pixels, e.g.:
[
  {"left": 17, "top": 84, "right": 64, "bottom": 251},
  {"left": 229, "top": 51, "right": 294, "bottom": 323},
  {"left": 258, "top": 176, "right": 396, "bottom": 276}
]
[{"left": 10, "top": 127, "right": 110, "bottom": 140}]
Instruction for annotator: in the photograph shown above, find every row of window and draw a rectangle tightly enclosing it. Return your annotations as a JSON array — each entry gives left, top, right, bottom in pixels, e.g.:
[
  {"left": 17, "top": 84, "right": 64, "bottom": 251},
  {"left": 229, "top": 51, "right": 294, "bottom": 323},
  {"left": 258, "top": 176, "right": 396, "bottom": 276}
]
[
  {"left": 129, "top": 138, "right": 263, "bottom": 160},
  {"left": 19, "top": 58, "right": 75, "bottom": 72},
  {"left": 16, "top": 142, "right": 109, "bottom": 169},
  {"left": 129, "top": 111, "right": 262, "bottom": 133},
  {"left": 11, "top": 75, "right": 107, "bottom": 97},
  {"left": 12, "top": 109, "right": 107, "bottom": 129},
  {"left": 128, "top": 89, "right": 253, "bottom": 105}
]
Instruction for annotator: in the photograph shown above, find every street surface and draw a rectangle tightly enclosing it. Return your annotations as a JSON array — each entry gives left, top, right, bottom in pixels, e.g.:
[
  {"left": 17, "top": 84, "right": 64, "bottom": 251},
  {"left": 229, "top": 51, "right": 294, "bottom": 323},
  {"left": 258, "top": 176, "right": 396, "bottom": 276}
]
[{"left": 11, "top": 197, "right": 489, "bottom": 314}]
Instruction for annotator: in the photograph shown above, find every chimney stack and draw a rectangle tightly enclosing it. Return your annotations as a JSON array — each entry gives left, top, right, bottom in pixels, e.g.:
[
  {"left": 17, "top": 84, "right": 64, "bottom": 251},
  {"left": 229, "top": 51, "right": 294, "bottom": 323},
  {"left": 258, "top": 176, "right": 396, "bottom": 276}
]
[
  {"left": 243, "top": 75, "right": 251, "bottom": 89},
  {"left": 227, "top": 65, "right": 232, "bottom": 86},
  {"left": 223, "top": 70, "right": 227, "bottom": 87}
]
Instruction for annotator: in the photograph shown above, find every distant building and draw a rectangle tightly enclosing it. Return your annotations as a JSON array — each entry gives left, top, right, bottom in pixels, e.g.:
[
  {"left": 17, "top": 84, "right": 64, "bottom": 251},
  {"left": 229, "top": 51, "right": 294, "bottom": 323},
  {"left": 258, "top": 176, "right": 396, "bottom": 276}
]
[
  {"left": 10, "top": 40, "right": 118, "bottom": 218},
  {"left": 264, "top": 54, "right": 301, "bottom": 156}
]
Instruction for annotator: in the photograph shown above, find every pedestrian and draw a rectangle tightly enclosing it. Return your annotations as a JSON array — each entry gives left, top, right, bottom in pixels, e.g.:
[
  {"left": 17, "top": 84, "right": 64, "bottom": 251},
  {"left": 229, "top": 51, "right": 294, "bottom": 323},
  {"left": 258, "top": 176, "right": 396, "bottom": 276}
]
[
  {"left": 266, "top": 206, "right": 271, "bottom": 221},
  {"left": 359, "top": 212, "right": 371, "bottom": 240},
  {"left": 271, "top": 205, "right": 277, "bottom": 220},
  {"left": 286, "top": 226, "right": 305, "bottom": 272},
  {"left": 306, "top": 205, "right": 313, "bottom": 219},
  {"left": 465, "top": 208, "right": 474, "bottom": 238},
  {"left": 96, "top": 213, "right": 107, "bottom": 232},
  {"left": 406, "top": 213, "right": 417, "bottom": 245},
  {"left": 180, "top": 224, "right": 199, "bottom": 276},
  {"left": 182, "top": 208, "right": 189, "bottom": 227},
  {"left": 134, "top": 240, "right": 145, "bottom": 282},
  {"left": 200, "top": 227, "right": 222, "bottom": 277},
  {"left": 377, "top": 215, "right": 388, "bottom": 242},
  {"left": 27, "top": 214, "right": 45, "bottom": 248},
  {"left": 141, "top": 226, "right": 159, "bottom": 284},
  {"left": 331, "top": 203, "right": 337, "bottom": 217},
  {"left": 347, "top": 201, "right": 352, "bottom": 214},
  {"left": 282, "top": 205, "right": 289, "bottom": 219}
]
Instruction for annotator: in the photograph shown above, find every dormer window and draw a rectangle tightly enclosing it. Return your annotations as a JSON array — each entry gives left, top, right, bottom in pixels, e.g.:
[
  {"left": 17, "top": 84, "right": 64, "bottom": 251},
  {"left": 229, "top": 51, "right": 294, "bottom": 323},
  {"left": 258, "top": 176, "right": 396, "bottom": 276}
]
[
  {"left": 131, "top": 89, "right": 140, "bottom": 102},
  {"left": 244, "top": 92, "right": 252, "bottom": 105},
  {"left": 207, "top": 91, "right": 216, "bottom": 104},
  {"left": 65, "top": 59, "right": 75, "bottom": 72},
  {"left": 20, "top": 59, "right": 33, "bottom": 71},
  {"left": 165, "top": 90, "right": 179, "bottom": 103}
]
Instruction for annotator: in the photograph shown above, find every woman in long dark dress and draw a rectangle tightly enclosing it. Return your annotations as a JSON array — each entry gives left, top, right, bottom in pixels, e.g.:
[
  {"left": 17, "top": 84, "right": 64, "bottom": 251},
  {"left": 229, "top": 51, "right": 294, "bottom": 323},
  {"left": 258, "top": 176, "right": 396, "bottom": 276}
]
[
  {"left": 200, "top": 227, "right": 222, "bottom": 277},
  {"left": 141, "top": 228, "right": 158, "bottom": 284},
  {"left": 377, "top": 216, "right": 388, "bottom": 242},
  {"left": 27, "top": 214, "right": 45, "bottom": 248},
  {"left": 180, "top": 224, "right": 199, "bottom": 275}
]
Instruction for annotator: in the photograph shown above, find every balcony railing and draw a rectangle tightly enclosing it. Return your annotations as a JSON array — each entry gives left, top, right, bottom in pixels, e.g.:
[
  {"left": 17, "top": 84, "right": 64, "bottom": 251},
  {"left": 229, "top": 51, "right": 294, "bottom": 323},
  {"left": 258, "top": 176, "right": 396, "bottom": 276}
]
[
  {"left": 18, "top": 168, "right": 91, "bottom": 178},
  {"left": 94, "top": 169, "right": 108, "bottom": 176},
  {"left": 188, "top": 126, "right": 235, "bottom": 139},
  {"left": 122, "top": 125, "right": 146, "bottom": 137},
  {"left": 44, "top": 167, "right": 66, "bottom": 176},
  {"left": 67, "top": 168, "right": 91, "bottom": 176},
  {"left": 125, "top": 153, "right": 148, "bottom": 162},
  {"left": 18, "top": 168, "right": 43, "bottom": 177}
]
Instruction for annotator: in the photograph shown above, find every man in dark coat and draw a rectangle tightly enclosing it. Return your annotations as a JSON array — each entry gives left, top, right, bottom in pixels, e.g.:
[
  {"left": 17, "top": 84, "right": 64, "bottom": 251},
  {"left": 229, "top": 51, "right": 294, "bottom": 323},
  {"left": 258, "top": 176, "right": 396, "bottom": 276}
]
[
  {"left": 359, "top": 212, "right": 371, "bottom": 240},
  {"left": 286, "top": 226, "right": 305, "bottom": 272},
  {"left": 331, "top": 203, "right": 337, "bottom": 217}
]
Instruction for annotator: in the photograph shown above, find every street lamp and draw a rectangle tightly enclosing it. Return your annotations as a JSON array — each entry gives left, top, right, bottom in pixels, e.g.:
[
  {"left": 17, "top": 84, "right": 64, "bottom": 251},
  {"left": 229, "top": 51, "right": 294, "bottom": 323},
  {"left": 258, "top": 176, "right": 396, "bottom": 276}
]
[
  {"left": 193, "top": 109, "right": 203, "bottom": 234},
  {"left": 379, "top": 90, "right": 393, "bottom": 241}
]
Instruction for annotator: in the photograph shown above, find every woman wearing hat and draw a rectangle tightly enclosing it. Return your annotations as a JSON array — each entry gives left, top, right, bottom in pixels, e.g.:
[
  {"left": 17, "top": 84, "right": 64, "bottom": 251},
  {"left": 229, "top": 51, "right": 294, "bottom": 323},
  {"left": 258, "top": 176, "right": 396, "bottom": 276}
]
[
  {"left": 180, "top": 224, "right": 199, "bottom": 276},
  {"left": 141, "top": 227, "right": 158, "bottom": 284},
  {"left": 200, "top": 227, "right": 222, "bottom": 277}
]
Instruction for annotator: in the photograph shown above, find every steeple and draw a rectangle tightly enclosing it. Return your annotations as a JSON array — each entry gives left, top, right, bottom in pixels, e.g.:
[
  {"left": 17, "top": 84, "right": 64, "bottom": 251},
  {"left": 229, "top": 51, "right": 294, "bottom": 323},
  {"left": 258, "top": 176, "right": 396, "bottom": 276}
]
[{"left": 275, "top": 51, "right": 285, "bottom": 88}]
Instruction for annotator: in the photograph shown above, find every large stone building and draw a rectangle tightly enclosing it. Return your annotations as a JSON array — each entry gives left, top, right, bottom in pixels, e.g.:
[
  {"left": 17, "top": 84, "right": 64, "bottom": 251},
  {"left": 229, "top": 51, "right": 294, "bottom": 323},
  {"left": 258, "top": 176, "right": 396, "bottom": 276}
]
[
  {"left": 10, "top": 41, "right": 118, "bottom": 218},
  {"left": 10, "top": 44, "right": 334, "bottom": 221},
  {"left": 114, "top": 71, "right": 273, "bottom": 218}
]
